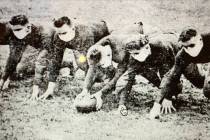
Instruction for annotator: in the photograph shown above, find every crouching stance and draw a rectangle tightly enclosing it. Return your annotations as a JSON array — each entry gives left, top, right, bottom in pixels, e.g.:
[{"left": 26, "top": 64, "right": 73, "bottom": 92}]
[
  {"left": 75, "top": 33, "right": 149, "bottom": 110},
  {"left": 150, "top": 27, "right": 209, "bottom": 119},
  {"left": 0, "top": 15, "right": 52, "bottom": 91},
  {"left": 113, "top": 32, "right": 185, "bottom": 114},
  {"left": 31, "top": 16, "right": 110, "bottom": 100}
]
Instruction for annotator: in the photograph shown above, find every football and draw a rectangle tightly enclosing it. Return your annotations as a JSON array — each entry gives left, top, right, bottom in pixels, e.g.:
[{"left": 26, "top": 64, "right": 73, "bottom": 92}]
[{"left": 74, "top": 94, "right": 97, "bottom": 113}]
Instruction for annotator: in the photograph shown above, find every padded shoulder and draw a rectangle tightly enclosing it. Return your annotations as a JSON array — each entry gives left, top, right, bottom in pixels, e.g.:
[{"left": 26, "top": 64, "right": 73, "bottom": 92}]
[
  {"left": 149, "top": 32, "right": 180, "bottom": 54},
  {"left": 75, "top": 20, "right": 109, "bottom": 42}
]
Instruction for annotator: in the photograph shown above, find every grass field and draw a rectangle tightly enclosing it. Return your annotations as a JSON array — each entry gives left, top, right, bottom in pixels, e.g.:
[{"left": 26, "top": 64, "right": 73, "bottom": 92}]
[{"left": 0, "top": 0, "right": 210, "bottom": 140}]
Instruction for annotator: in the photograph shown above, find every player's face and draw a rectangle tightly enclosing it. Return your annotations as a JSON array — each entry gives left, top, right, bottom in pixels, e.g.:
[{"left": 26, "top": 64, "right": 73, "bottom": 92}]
[
  {"left": 180, "top": 34, "right": 203, "bottom": 57},
  {"left": 56, "top": 24, "right": 75, "bottom": 42},
  {"left": 130, "top": 44, "right": 151, "bottom": 62},
  {"left": 99, "top": 45, "right": 112, "bottom": 68},
  {"left": 11, "top": 24, "right": 31, "bottom": 39}
]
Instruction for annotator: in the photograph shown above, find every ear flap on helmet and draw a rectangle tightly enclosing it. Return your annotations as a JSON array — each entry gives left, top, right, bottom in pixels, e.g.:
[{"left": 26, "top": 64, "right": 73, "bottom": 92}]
[
  {"left": 125, "top": 41, "right": 140, "bottom": 51},
  {"left": 101, "top": 39, "right": 110, "bottom": 46},
  {"left": 88, "top": 49, "right": 101, "bottom": 64}
]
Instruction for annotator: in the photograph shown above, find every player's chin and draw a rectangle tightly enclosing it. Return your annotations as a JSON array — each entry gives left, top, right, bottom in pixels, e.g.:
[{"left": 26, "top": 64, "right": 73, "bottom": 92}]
[
  {"left": 187, "top": 51, "right": 199, "bottom": 57},
  {"left": 135, "top": 56, "right": 148, "bottom": 62},
  {"left": 184, "top": 49, "right": 199, "bottom": 57},
  {"left": 101, "top": 63, "right": 112, "bottom": 68}
]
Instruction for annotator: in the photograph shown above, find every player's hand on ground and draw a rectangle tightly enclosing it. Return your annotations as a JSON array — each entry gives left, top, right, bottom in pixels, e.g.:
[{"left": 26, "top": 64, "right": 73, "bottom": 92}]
[
  {"left": 39, "top": 82, "right": 56, "bottom": 100},
  {"left": 30, "top": 93, "right": 39, "bottom": 100},
  {"left": 39, "top": 90, "right": 53, "bottom": 100},
  {"left": 161, "top": 98, "right": 176, "bottom": 114},
  {"left": 30, "top": 85, "right": 40, "bottom": 100},
  {"left": 2, "top": 79, "right": 10, "bottom": 90},
  {"left": 91, "top": 91, "right": 103, "bottom": 110},
  {"left": 149, "top": 102, "right": 161, "bottom": 119}
]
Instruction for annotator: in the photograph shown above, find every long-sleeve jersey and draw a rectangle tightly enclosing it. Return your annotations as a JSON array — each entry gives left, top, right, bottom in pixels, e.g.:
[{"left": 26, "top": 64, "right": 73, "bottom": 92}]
[
  {"left": 0, "top": 22, "right": 53, "bottom": 81},
  {"left": 1, "top": 20, "right": 109, "bottom": 84},
  {"left": 160, "top": 33, "right": 210, "bottom": 100},
  {"left": 46, "top": 21, "right": 109, "bottom": 82}
]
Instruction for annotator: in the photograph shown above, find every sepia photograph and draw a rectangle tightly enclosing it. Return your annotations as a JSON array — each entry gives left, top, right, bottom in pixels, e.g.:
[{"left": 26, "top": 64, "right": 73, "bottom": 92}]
[{"left": 0, "top": 0, "right": 210, "bottom": 139}]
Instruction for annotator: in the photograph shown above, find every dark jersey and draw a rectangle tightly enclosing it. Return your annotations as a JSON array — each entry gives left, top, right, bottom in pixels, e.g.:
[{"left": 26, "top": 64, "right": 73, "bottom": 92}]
[
  {"left": 46, "top": 21, "right": 109, "bottom": 82},
  {"left": 0, "top": 22, "right": 53, "bottom": 81},
  {"left": 160, "top": 33, "right": 210, "bottom": 100}
]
